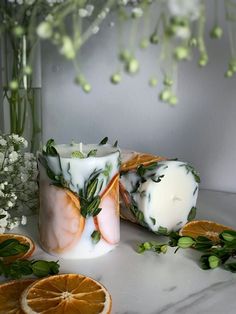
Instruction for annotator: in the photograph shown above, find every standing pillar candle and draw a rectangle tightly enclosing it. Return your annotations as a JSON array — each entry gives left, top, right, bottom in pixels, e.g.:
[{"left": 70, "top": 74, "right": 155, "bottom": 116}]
[{"left": 38, "top": 139, "right": 120, "bottom": 259}]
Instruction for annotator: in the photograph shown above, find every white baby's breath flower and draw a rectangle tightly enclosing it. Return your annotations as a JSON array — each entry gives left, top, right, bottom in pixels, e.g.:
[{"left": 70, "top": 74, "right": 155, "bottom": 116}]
[
  {"left": 92, "top": 26, "right": 99, "bottom": 34},
  {"left": 21, "top": 215, "right": 27, "bottom": 225},
  {"left": 79, "top": 8, "right": 88, "bottom": 18},
  {"left": 9, "top": 151, "right": 19, "bottom": 162},
  {"left": 132, "top": 7, "right": 143, "bottom": 18},
  {"left": 0, "top": 139, "right": 7, "bottom": 146},
  {"left": 168, "top": 0, "right": 200, "bottom": 21},
  {"left": 0, "top": 208, "right": 9, "bottom": 234}
]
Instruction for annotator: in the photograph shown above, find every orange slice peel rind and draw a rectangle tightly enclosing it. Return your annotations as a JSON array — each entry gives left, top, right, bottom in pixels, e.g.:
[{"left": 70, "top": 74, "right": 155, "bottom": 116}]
[
  {"left": 20, "top": 273, "right": 112, "bottom": 314},
  {"left": 179, "top": 220, "right": 234, "bottom": 243}
]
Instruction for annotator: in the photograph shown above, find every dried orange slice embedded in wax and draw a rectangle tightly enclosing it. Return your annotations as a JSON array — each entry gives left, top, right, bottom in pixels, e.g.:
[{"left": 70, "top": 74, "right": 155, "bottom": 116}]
[
  {"left": 0, "top": 278, "right": 36, "bottom": 314},
  {"left": 39, "top": 182, "right": 85, "bottom": 253},
  {"left": 0, "top": 233, "right": 35, "bottom": 263},
  {"left": 21, "top": 273, "right": 112, "bottom": 314},
  {"left": 179, "top": 220, "right": 234, "bottom": 243},
  {"left": 94, "top": 174, "right": 120, "bottom": 245},
  {"left": 121, "top": 152, "right": 166, "bottom": 172}
]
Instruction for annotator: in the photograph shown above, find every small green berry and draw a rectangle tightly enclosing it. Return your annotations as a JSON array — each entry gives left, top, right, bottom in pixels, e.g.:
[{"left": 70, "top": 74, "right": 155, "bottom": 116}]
[
  {"left": 82, "top": 83, "right": 92, "bottom": 93},
  {"left": 23, "top": 65, "right": 32, "bottom": 75},
  {"left": 210, "top": 26, "right": 223, "bottom": 39},
  {"left": 177, "top": 237, "right": 195, "bottom": 249},
  {"left": 9, "top": 80, "right": 19, "bottom": 90},
  {"left": 139, "top": 38, "right": 149, "bottom": 49},
  {"left": 110, "top": 73, "right": 122, "bottom": 84},
  {"left": 160, "top": 245, "right": 168, "bottom": 254},
  {"left": 143, "top": 242, "right": 152, "bottom": 250},
  {"left": 159, "top": 89, "right": 171, "bottom": 102},
  {"left": 126, "top": 58, "right": 139, "bottom": 74},
  {"left": 150, "top": 33, "right": 159, "bottom": 44},
  {"left": 174, "top": 46, "right": 189, "bottom": 61},
  {"left": 119, "top": 50, "right": 132, "bottom": 63},
  {"left": 168, "top": 95, "right": 178, "bottom": 106},
  {"left": 163, "top": 77, "right": 173, "bottom": 87},
  {"left": 198, "top": 55, "right": 208, "bottom": 67},
  {"left": 208, "top": 255, "right": 220, "bottom": 269},
  {"left": 221, "top": 231, "right": 236, "bottom": 242},
  {"left": 12, "top": 26, "right": 24, "bottom": 37},
  {"left": 149, "top": 77, "right": 158, "bottom": 87},
  {"left": 225, "top": 70, "right": 233, "bottom": 78},
  {"left": 189, "top": 37, "right": 198, "bottom": 47}
]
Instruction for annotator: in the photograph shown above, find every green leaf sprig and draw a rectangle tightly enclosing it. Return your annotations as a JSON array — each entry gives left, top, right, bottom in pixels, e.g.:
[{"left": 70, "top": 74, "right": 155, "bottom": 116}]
[
  {"left": 138, "top": 230, "right": 236, "bottom": 273},
  {"left": 79, "top": 168, "right": 104, "bottom": 218},
  {"left": 0, "top": 239, "right": 60, "bottom": 279},
  {"left": 0, "top": 259, "right": 60, "bottom": 279}
]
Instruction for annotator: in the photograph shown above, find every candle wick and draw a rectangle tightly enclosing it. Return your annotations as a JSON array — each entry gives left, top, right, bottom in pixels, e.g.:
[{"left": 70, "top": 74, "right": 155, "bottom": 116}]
[{"left": 79, "top": 142, "right": 83, "bottom": 153}]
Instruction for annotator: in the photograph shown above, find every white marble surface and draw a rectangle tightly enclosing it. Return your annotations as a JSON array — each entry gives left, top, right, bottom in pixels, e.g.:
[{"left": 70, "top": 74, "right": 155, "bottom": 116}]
[{"left": 1, "top": 189, "right": 236, "bottom": 314}]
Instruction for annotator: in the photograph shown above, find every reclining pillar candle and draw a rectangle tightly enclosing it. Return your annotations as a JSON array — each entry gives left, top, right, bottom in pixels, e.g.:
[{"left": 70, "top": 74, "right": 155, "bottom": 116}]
[{"left": 38, "top": 141, "right": 120, "bottom": 259}]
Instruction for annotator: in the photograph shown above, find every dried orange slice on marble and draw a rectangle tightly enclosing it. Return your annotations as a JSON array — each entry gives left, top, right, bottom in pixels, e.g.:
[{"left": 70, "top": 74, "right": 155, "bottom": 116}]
[
  {"left": 94, "top": 174, "right": 120, "bottom": 245},
  {"left": 179, "top": 220, "right": 234, "bottom": 243},
  {"left": 39, "top": 182, "right": 85, "bottom": 253},
  {"left": 21, "top": 273, "right": 112, "bottom": 314},
  {"left": 0, "top": 278, "right": 35, "bottom": 314},
  {"left": 0, "top": 233, "right": 35, "bottom": 263},
  {"left": 121, "top": 151, "right": 166, "bottom": 172}
]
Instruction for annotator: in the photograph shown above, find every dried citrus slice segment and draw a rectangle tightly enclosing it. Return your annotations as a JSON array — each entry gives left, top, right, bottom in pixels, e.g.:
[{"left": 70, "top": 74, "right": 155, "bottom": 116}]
[
  {"left": 94, "top": 174, "right": 120, "bottom": 245},
  {"left": 21, "top": 273, "right": 112, "bottom": 314},
  {"left": 121, "top": 151, "right": 165, "bottom": 172},
  {"left": 39, "top": 182, "right": 85, "bottom": 253},
  {"left": 0, "top": 278, "right": 35, "bottom": 314},
  {"left": 179, "top": 220, "right": 234, "bottom": 243},
  {"left": 0, "top": 233, "right": 35, "bottom": 263}
]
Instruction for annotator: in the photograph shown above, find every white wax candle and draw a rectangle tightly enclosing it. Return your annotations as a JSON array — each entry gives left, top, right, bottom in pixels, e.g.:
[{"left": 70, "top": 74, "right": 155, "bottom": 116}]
[
  {"left": 120, "top": 159, "right": 199, "bottom": 233},
  {"left": 38, "top": 142, "right": 120, "bottom": 259}
]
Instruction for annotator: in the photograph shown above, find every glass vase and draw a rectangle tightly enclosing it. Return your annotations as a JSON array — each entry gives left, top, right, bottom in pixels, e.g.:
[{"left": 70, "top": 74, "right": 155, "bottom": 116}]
[{"left": 0, "top": 34, "right": 42, "bottom": 154}]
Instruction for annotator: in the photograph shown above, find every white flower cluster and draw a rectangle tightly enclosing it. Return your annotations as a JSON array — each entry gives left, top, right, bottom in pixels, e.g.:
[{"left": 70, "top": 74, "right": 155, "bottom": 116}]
[{"left": 0, "top": 134, "right": 38, "bottom": 234}]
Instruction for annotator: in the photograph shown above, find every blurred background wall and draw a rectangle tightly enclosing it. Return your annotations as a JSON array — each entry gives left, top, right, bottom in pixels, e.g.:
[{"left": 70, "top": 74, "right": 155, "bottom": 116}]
[{"left": 40, "top": 1, "right": 236, "bottom": 193}]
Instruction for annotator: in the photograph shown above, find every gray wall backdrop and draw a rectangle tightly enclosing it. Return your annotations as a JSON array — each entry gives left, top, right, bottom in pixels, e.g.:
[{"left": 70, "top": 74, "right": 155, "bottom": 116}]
[{"left": 41, "top": 2, "right": 236, "bottom": 193}]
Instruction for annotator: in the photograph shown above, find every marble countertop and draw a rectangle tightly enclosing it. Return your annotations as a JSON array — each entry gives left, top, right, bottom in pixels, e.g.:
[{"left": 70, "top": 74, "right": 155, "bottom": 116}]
[{"left": 1, "top": 189, "right": 236, "bottom": 314}]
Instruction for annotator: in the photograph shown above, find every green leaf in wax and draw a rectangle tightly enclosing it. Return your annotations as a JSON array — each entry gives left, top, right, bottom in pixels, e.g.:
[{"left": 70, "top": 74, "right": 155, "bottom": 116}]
[
  {"left": 137, "top": 162, "right": 158, "bottom": 177},
  {"left": 99, "top": 137, "right": 108, "bottom": 145},
  {"left": 44, "top": 139, "right": 58, "bottom": 156},
  {"left": 113, "top": 140, "right": 118, "bottom": 147},
  {"left": 0, "top": 239, "right": 29, "bottom": 257},
  {"left": 150, "top": 217, "right": 156, "bottom": 225},
  {"left": 87, "top": 178, "right": 99, "bottom": 200},
  {"left": 187, "top": 207, "right": 197, "bottom": 222},
  {"left": 87, "top": 149, "right": 97, "bottom": 157},
  {"left": 151, "top": 174, "right": 164, "bottom": 183},
  {"left": 71, "top": 151, "right": 85, "bottom": 158},
  {"left": 91, "top": 230, "right": 101, "bottom": 244},
  {"left": 4, "top": 260, "right": 32, "bottom": 279},
  {"left": 31, "top": 260, "right": 59, "bottom": 277},
  {"left": 103, "top": 162, "right": 112, "bottom": 179}
]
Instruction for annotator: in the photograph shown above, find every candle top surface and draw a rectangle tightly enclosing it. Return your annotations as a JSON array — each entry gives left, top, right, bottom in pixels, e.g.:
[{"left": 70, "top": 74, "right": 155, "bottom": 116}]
[{"left": 54, "top": 143, "right": 119, "bottom": 159}]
